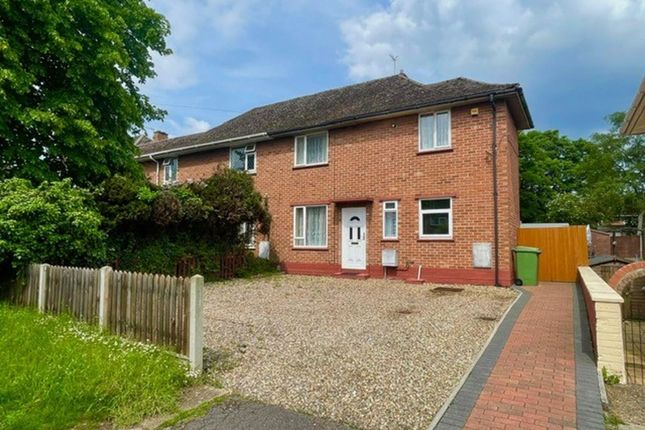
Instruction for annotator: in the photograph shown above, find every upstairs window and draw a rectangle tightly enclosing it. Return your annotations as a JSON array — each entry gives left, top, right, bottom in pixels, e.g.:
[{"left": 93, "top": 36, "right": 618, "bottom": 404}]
[
  {"left": 419, "top": 198, "right": 452, "bottom": 239},
  {"left": 382, "top": 201, "right": 398, "bottom": 240},
  {"left": 294, "top": 132, "right": 328, "bottom": 167},
  {"left": 162, "top": 158, "right": 178, "bottom": 184},
  {"left": 419, "top": 111, "right": 451, "bottom": 151},
  {"left": 231, "top": 144, "right": 256, "bottom": 173}
]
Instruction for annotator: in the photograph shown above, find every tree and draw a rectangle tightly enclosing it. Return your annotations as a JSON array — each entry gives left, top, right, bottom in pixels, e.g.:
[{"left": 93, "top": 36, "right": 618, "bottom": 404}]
[
  {"left": 518, "top": 130, "right": 591, "bottom": 222},
  {"left": 0, "top": 0, "right": 170, "bottom": 186},
  {"left": 0, "top": 178, "right": 106, "bottom": 271}
]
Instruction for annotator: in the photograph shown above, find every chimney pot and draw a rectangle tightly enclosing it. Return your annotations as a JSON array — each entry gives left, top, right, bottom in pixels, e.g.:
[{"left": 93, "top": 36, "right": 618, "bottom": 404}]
[{"left": 153, "top": 130, "right": 168, "bottom": 141}]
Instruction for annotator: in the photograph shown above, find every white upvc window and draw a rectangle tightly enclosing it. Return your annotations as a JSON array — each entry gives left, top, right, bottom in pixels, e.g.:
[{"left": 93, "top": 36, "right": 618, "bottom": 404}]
[
  {"left": 419, "top": 198, "right": 452, "bottom": 239},
  {"left": 162, "top": 157, "right": 178, "bottom": 184},
  {"left": 239, "top": 222, "right": 256, "bottom": 249},
  {"left": 294, "top": 132, "right": 328, "bottom": 167},
  {"left": 419, "top": 110, "right": 451, "bottom": 151},
  {"left": 230, "top": 144, "right": 256, "bottom": 173},
  {"left": 293, "top": 205, "right": 328, "bottom": 248},
  {"left": 382, "top": 201, "right": 398, "bottom": 239}
]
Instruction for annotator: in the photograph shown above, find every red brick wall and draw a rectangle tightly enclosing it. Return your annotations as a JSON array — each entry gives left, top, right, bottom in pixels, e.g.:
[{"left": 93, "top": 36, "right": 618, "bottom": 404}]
[
  {"left": 142, "top": 101, "right": 521, "bottom": 285},
  {"left": 591, "top": 230, "right": 612, "bottom": 256},
  {"left": 615, "top": 236, "right": 641, "bottom": 259}
]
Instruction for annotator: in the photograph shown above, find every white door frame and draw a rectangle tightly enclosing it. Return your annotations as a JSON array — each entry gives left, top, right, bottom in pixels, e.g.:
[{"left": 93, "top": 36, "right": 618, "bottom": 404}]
[{"left": 341, "top": 207, "right": 367, "bottom": 270}]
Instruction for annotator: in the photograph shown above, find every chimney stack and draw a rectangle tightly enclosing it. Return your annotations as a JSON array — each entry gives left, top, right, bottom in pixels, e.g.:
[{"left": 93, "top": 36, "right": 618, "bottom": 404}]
[{"left": 153, "top": 130, "right": 168, "bottom": 141}]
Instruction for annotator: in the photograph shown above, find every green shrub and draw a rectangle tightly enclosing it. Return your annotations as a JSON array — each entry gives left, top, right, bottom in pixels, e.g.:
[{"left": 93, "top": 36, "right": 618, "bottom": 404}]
[
  {"left": 235, "top": 253, "right": 280, "bottom": 278},
  {"left": 0, "top": 178, "right": 106, "bottom": 271},
  {"left": 0, "top": 303, "right": 191, "bottom": 429}
]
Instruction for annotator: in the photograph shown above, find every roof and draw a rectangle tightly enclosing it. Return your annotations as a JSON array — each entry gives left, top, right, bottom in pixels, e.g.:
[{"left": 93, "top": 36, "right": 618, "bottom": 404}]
[
  {"left": 621, "top": 75, "right": 645, "bottom": 136},
  {"left": 138, "top": 73, "right": 533, "bottom": 158},
  {"left": 589, "top": 255, "right": 632, "bottom": 267}
]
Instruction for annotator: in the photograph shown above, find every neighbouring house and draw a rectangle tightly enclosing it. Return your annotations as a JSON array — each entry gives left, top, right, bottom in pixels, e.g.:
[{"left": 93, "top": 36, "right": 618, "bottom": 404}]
[
  {"left": 622, "top": 75, "right": 645, "bottom": 136},
  {"left": 137, "top": 73, "right": 533, "bottom": 286}
]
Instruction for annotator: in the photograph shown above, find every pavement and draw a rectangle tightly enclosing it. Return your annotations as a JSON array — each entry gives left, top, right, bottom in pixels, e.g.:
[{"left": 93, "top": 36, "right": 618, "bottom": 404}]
[
  {"left": 172, "top": 398, "right": 353, "bottom": 430},
  {"left": 433, "top": 282, "right": 605, "bottom": 430}
]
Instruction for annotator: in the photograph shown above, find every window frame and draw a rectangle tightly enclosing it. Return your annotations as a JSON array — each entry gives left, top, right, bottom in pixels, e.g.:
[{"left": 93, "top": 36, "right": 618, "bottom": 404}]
[
  {"left": 239, "top": 222, "right": 256, "bottom": 249},
  {"left": 418, "top": 198, "right": 453, "bottom": 239},
  {"left": 293, "top": 205, "right": 328, "bottom": 248},
  {"left": 382, "top": 200, "right": 399, "bottom": 240},
  {"left": 418, "top": 110, "right": 451, "bottom": 152},
  {"left": 293, "top": 131, "right": 329, "bottom": 167},
  {"left": 162, "top": 157, "right": 178, "bottom": 185},
  {"left": 229, "top": 144, "right": 257, "bottom": 174}
]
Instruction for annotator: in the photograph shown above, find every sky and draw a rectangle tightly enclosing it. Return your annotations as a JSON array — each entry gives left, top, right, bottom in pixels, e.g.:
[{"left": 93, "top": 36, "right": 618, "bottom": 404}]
[{"left": 143, "top": 0, "right": 645, "bottom": 140}]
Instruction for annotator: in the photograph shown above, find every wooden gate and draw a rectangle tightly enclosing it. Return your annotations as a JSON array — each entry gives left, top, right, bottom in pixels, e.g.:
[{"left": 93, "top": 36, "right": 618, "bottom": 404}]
[{"left": 517, "top": 226, "right": 588, "bottom": 282}]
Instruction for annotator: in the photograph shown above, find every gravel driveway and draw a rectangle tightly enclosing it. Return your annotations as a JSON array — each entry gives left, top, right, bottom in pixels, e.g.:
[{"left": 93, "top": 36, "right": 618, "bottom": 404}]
[{"left": 202, "top": 275, "right": 517, "bottom": 430}]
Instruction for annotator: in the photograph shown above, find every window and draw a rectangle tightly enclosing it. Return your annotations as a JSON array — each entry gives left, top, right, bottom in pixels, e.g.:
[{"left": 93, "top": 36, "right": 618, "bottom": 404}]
[
  {"left": 293, "top": 205, "right": 327, "bottom": 247},
  {"left": 382, "top": 201, "right": 398, "bottom": 239},
  {"left": 162, "top": 158, "right": 178, "bottom": 184},
  {"left": 230, "top": 144, "right": 256, "bottom": 173},
  {"left": 419, "top": 110, "right": 451, "bottom": 151},
  {"left": 419, "top": 198, "right": 452, "bottom": 239},
  {"left": 239, "top": 222, "right": 256, "bottom": 249},
  {"left": 294, "top": 132, "right": 328, "bottom": 166}
]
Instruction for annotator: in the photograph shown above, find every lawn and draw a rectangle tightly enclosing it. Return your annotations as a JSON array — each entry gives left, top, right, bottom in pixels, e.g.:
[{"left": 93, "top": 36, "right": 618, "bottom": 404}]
[
  {"left": 0, "top": 303, "right": 192, "bottom": 430},
  {"left": 202, "top": 275, "right": 518, "bottom": 430}
]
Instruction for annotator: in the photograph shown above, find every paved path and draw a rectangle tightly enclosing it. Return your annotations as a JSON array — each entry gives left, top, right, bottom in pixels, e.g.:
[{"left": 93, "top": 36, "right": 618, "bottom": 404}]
[
  {"left": 434, "top": 283, "right": 604, "bottom": 430},
  {"left": 173, "top": 398, "right": 353, "bottom": 430}
]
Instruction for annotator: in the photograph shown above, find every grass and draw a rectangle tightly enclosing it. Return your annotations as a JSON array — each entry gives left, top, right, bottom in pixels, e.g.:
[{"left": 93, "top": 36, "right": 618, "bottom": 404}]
[
  {"left": 156, "top": 396, "right": 227, "bottom": 429},
  {"left": 0, "top": 303, "right": 193, "bottom": 430}
]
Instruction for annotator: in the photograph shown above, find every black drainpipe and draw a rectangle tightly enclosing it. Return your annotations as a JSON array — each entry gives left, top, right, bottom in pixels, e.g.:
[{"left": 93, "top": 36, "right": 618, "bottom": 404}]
[{"left": 490, "top": 94, "right": 500, "bottom": 287}]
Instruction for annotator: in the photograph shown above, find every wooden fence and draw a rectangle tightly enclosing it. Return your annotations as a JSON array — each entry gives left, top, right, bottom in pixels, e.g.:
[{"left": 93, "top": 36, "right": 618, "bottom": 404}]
[
  {"left": 517, "top": 225, "right": 589, "bottom": 282},
  {"left": 14, "top": 264, "right": 203, "bottom": 371}
]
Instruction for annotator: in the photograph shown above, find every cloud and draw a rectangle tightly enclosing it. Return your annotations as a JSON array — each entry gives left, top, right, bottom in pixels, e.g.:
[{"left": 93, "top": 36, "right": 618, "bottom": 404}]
[
  {"left": 183, "top": 117, "right": 212, "bottom": 134},
  {"left": 146, "top": 0, "right": 265, "bottom": 91},
  {"left": 340, "top": 0, "right": 645, "bottom": 83}
]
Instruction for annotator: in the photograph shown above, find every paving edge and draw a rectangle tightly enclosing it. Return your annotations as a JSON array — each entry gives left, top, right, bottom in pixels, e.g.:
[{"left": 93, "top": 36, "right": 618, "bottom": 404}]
[
  {"left": 427, "top": 286, "right": 530, "bottom": 430},
  {"left": 573, "top": 283, "right": 605, "bottom": 429}
]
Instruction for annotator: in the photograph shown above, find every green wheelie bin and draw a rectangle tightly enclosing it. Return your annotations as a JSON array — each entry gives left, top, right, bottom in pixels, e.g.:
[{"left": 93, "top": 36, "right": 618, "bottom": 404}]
[{"left": 512, "top": 246, "right": 541, "bottom": 286}]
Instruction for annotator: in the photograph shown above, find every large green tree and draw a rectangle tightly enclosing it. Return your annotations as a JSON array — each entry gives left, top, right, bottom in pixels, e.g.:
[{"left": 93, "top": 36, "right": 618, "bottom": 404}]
[
  {"left": 518, "top": 130, "right": 591, "bottom": 223},
  {"left": 0, "top": 0, "right": 170, "bottom": 186},
  {"left": 519, "top": 113, "right": 645, "bottom": 226}
]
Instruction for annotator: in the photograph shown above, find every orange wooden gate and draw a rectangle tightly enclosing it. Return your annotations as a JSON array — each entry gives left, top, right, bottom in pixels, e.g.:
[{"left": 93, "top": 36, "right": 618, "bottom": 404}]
[{"left": 517, "top": 226, "right": 589, "bottom": 282}]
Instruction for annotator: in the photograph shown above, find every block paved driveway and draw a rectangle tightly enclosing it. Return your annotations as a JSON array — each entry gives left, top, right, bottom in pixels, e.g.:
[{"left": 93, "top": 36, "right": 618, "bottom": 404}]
[{"left": 434, "top": 282, "right": 604, "bottom": 430}]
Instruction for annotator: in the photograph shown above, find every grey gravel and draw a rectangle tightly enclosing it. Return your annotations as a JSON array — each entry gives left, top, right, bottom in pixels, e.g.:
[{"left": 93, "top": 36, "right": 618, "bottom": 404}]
[{"left": 202, "top": 275, "right": 516, "bottom": 430}]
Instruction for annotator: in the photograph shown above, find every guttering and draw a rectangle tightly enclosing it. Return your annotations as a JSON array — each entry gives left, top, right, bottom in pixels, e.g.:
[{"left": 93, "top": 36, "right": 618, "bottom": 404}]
[
  {"left": 136, "top": 132, "right": 269, "bottom": 160},
  {"left": 490, "top": 94, "right": 500, "bottom": 287},
  {"left": 148, "top": 155, "right": 160, "bottom": 186}
]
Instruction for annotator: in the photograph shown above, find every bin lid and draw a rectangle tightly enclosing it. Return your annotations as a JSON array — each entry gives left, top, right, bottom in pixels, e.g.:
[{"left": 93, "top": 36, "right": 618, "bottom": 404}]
[{"left": 513, "top": 246, "right": 542, "bottom": 254}]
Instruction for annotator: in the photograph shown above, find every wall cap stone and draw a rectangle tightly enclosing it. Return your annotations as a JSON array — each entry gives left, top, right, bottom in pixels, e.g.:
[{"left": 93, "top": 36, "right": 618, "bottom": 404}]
[{"left": 578, "top": 266, "right": 624, "bottom": 304}]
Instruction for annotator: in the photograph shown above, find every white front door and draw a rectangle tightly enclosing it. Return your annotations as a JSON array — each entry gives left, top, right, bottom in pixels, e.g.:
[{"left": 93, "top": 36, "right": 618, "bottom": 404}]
[{"left": 341, "top": 207, "right": 367, "bottom": 270}]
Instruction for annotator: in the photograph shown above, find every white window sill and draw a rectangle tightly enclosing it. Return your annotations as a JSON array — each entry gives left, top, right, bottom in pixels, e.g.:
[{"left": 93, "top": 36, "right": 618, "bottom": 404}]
[
  {"left": 418, "top": 236, "right": 454, "bottom": 242},
  {"left": 292, "top": 246, "right": 328, "bottom": 250},
  {"left": 293, "top": 162, "right": 329, "bottom": 170},
  {"left": 417, "top": 147, "right": 453, "bottom": 155}
]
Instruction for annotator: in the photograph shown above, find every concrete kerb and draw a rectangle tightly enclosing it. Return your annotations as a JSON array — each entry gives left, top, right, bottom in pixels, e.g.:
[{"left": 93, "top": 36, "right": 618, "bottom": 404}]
[{"left": 427, "top": 286, "right": 530, "bottom": 430}]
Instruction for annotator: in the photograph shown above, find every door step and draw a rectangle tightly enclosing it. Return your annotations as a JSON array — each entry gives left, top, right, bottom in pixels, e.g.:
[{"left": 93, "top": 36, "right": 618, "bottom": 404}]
[{"left": 334, "top": 271, "right": 370, "bottom": 280}]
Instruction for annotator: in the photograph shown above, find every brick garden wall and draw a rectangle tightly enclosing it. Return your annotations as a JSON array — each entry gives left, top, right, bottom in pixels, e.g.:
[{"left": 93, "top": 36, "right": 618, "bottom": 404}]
[{"left": 142, "top": 101, "right": 521, "bottom": 285}]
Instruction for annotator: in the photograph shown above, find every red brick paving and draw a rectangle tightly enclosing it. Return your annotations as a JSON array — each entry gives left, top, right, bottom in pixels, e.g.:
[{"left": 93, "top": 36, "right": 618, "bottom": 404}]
[{"left": 463, "top": 283, "right": 577, "bottom": 430}]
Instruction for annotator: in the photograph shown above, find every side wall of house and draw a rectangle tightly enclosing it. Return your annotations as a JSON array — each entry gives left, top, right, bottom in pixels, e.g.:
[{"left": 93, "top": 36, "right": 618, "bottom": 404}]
[{"left": 141, "top": 101, "right": 521, "bottom": 285}]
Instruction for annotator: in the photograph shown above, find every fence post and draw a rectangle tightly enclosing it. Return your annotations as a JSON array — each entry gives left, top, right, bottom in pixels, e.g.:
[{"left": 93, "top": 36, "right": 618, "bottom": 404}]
[
  {"left": 98, "top": 266, "right": 113, "bottom": 330},
  {"left": 188, "top": 275, "right": 204, "bottom": 372},
  {"left": 37, "top": 264, "right": 49, "bottom": 313}
]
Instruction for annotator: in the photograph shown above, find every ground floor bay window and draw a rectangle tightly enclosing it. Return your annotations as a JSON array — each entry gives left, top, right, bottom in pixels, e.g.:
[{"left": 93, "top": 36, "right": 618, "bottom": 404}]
[{"left": 293, "top": 205, "right": 327, "bottom": 248}]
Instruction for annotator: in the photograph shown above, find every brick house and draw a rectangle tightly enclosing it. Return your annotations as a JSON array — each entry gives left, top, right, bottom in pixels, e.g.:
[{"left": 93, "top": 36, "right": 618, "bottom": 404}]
[{"left": 137, "top": 73, "right": 533, "bottom": 286}]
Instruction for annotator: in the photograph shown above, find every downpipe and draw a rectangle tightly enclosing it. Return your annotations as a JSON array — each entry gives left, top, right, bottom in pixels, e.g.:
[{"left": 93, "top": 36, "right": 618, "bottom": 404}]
[{"left": 490, "top": 94, "right": 500, "bottom": 287}]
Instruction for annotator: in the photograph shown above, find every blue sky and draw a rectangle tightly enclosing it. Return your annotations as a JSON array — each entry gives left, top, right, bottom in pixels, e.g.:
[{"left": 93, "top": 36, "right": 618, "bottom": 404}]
[{"left": 144, "top": 0, "right": 645, "bottom": 140}]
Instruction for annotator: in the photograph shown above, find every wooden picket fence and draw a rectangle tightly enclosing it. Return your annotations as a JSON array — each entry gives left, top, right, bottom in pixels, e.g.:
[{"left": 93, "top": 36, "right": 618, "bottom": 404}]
[{"left": 14, "top": 263, "right": 203, "bottom": 371}]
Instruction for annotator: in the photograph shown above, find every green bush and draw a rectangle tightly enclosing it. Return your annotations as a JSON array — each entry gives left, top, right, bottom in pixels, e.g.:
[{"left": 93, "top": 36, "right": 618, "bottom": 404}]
[
  {"left": 0, "top": 303, "right": 191, "bottom": 429},
  {"left": 0, "top": 178, "right": 106, "bottom": 271},
  {"left": 235, "top": 253, "right": 280, "bottom": 278}
]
